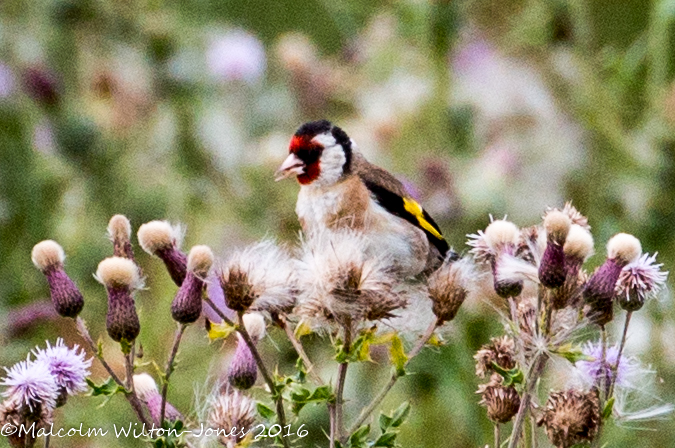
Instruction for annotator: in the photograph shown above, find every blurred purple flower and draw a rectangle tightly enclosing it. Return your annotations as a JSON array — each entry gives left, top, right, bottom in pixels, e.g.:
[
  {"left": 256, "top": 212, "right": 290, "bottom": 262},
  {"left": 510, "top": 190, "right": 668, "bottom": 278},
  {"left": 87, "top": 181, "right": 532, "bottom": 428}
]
[
  {"left": 575, "top": 342, "right": 640, "bottom": 389},
  {"left": 33, "top": 339, "right": 91, "bottom": 396},
  {"left": 0, "top": 63, "right": 15, "bottom": 98},
  {"left": 206, "top": 30, "right": 266, "bottom": 84},
  {"left": 204, "top": 272, "right": 235, "bottom": 322},
  {"left": 1, "top": 358, "right": 58, "bottom": 411},
  {"left": 33, "top": 120, "right": 56, "bottom": 154}
]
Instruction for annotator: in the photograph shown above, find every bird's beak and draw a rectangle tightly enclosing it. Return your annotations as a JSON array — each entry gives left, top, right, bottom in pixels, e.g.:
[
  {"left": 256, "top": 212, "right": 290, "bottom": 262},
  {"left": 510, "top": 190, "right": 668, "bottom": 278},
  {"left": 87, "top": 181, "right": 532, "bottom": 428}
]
[{"left": 275, "top": 153, "right": 305, "bottom": 181}]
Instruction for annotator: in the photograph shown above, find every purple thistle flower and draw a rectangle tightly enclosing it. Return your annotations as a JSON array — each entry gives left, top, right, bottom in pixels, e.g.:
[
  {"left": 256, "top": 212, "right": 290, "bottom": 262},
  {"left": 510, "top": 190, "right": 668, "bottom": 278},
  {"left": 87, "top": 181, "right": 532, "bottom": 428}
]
[
  {"left": 33, "top": 339, "right": 91, "bottom": 405},
  {"left": 616, "top": 253, "right": 668, "bottom": 312},
  {"left": 227, "top": 334, "right": 258, "bottom": 390},
  {"left": 171, "top": 246, "right": 213, "bottom": 324},
  {"left": 1, "top": 358, "right": 58, "bottom": 412},
  {"left": 575, "top": 342, "right": 640, "bottom": 390}
]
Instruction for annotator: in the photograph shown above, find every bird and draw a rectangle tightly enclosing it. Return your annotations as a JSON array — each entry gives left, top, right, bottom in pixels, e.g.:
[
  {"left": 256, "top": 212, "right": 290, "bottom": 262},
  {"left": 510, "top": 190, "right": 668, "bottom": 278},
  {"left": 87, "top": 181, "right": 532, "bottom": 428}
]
[{"left": 275, "top": 119, "right": 455, "bottom": 276}]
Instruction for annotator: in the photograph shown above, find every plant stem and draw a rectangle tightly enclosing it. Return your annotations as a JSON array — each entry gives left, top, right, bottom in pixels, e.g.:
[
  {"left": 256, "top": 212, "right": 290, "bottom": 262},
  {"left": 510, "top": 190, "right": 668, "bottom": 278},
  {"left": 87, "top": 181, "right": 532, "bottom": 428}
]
[
  {"left": 44, "top": 433, "right": 50, "bottom": 448},
  {"left": 203, "top": 298, "right": 290, "bottom": 448},
  {"left": 279, "top": 316, "right": 324, "bottom": 385},
  {"left": 336, "top": 324, "right": 352, "bottom": 443},
  {"left": 507, "top": 353, "right": 548, "bottom": 448},
  {"left": 346, "top": 318, "right": 440, "bottom": 436},
  {"left": 74, "top": 317, "right": 150, "bottom": 427},
  {"left": 600, "top": 326, "right": 609, "bottom": 398},
  {"left": 494, "top": 424, "right": 500, "bottom": 448},
  {"left": 608, "top": 312, "right": 632, "bottom": 399},
  {"left": 160, "top": 324, "right": 187, "bottom": 426}
]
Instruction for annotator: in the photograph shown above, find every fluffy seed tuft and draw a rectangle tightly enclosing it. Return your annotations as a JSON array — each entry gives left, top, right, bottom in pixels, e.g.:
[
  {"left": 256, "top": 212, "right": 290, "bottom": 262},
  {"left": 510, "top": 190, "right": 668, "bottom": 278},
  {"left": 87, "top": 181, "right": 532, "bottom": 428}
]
[
  {"left": 95, "top": 257, "right": 142, "bottom": 289},
  {"left": 108, "top": 215, "right": 131, "bottom": 242},
  {"left": 242, "top": 313, "right": 266, "bottom": 342},
  {"left": 607, "top": 233, "right": 641, "bottom": 265},
  {"left": 563, "top": 225, "right": 594, "bottom": 261},
  {"left": 31, "top": 240, "right": 65, "bottom": 271},
  {"left": 187, "top": 245, "right": 214, "bottom": 278},
  {"left": 137, "top": 221, "right": 182, "bottom": 255},
  {"left": 543, "top": 210, "right": 572, "bottom": 244},
  {"left": 133, "top": 373, "right": 158, "bottom": 399},
  {"left": 483, "top": 220, "right": 520, "bottom": 251}
]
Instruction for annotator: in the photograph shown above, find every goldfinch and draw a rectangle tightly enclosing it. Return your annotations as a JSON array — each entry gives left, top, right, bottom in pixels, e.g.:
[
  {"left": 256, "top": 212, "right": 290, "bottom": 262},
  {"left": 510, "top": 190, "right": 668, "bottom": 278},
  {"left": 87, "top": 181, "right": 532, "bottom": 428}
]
[{"left": 276, "top": 119, "right": 454, "bottom": 276}]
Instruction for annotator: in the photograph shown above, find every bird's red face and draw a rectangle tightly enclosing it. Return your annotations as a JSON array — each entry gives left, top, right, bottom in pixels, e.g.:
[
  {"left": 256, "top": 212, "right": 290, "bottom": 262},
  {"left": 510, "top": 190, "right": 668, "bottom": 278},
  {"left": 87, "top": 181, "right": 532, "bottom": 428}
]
[{"left": 275, "top": 120, "right": 351, "bottom": 186}]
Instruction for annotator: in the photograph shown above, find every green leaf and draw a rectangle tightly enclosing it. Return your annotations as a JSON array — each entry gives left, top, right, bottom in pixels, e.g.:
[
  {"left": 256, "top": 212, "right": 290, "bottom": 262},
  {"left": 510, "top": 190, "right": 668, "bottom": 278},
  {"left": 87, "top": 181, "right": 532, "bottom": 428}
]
[
  {"left": 348, "top": 425, "right": 370, "bottom": 448},
  {"left": 290, "top": 385, "right": 335, "bottom": 415},
  {"left": 120, "top": 338, "right": 133, "bottom": 355},
  {"left": 334, "top": 327, "right": 378, "bottom": 364},
  {"left": 490, "top": 363, "right": 524, "bottom": 387},
  {"left": 389, "top": 334, "right": 408, "bottom": 377},
  {"left": 256, "top": 402, "right": 275, "bottom": 420},
  {"left": 374, "top": 431, "right": 397, "bottom": 447},
  {"left": 390, "top": 401, "right": 411, "bottom": 428},
  {"left": 294, "top": 357, "right": 307, "bottom": 384},
  {"left": 294, "top": 320, "right": 313, "bottom": 338},
  {"left": 602, "top": 397, "right": 615, "bottom": 420},
  {"left": 379, "top": 413, "right": 393, "bottom": 432},
  {"left": 552, "top": 344, "right": 594, "bottom": 364},
  {"left": 87, "top": 377, "right": 124, "bottom": 397}
]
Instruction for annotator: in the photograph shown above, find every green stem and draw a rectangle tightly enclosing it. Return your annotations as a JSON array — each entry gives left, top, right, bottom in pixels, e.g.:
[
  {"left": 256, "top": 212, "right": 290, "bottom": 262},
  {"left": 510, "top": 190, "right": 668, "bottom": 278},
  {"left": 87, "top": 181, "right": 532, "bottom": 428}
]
[{"left": 160, "top": 324, "right": 187, "bottom": 426}]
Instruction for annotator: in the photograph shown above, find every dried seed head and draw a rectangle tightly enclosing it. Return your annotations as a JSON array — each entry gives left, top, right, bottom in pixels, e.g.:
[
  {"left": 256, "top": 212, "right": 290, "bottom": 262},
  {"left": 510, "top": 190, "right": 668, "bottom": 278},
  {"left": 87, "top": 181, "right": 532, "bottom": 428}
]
[
  {"left": 108, "top": 215, "right": 134, "bottom": 259},
  {"left": 208, "top": 389, "right": 257, "bottom": 446},
  {"left": 477, "top": 382, "right": 521, "bottom": 424},
  {"left": 0, "top": 394, "right": 53, "bottom": 448},
  {"left": 137, "top": 221, "right": 187, "bottom": 285},
  {"left": 32, "top": 241, "right": 84, "bottom": 318},
  {"left": 219, "top": 240, "right": 296, "bottom": 314},
  {"left": 616, "top": 253, "right": 668, "bottom": 312},
  {"left": 133, "top": 373, "right": 183, "bottom": 426},
  {"left": 607, "top": 233, "right": 642, "bottom": 266},
  {"left": 537, "top": 389, "right": 600, "bottom": 448},
  {"left": 171, "top": 246, "right": 213, "bottom": 324},
  {"left": 227, "top": 334, "right": 258, "bottom": 390},
  {"left": 31, "top": 240, "right": 65, "bottom": 271},
  {"left": 428, "top": 257, "right": 474, "bottom": 324},
  {"left": 242, "top": 313, "right": 266, "bottom": 342},
  {"left": 95, "top": 257, "right": 142, "bottom": 342},
  {"left": 474, "top": 336, "right": 516, "bottom": 378}
]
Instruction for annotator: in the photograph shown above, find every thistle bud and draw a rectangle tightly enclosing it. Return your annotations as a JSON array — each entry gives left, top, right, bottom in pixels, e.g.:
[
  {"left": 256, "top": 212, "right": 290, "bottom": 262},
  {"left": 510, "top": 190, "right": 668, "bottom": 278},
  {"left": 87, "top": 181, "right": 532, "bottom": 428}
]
[
  {"left": 31, "top": 240, "right": 84, "bottom": 318},
  {"left": 171, "top": 245, "right": 213, "bottom": 324},
  {"left": 227, "top": 334, "right": 258, "bottom": 390},
  {"left": 108, "top": 215, "right": 135, "bottom": 260},
  {"left": 474, "top": 336, "right": 516, "bottom": 378},
  {"left": 538, "top": 210, "right": 572, "bottom": 289},
  {"left": 563, "top": 225, "right": 594, "bottom": 277},
  {"left": 95, "top": 257, "right": 142, "bottom": 343},
  {"left": 537, "top": 389, "right": 600, "bottom": 448},
  {"left": 477, "top": 379, "right": 521, "bottom": 424},
  {"left": 133, "top": 373, "right": 183, "bottom": 426},
  {"left": 584, "top": 233, "right": 641, "bottom": 326},
  {"left": 484, "top": 220, "right": 523, "bottom": 298},
  {"left": 428, "top": 258, "right": 474, "bottom": 324},
  {"left": 137, "top": 221, "right": 187, "bottom": 286}
]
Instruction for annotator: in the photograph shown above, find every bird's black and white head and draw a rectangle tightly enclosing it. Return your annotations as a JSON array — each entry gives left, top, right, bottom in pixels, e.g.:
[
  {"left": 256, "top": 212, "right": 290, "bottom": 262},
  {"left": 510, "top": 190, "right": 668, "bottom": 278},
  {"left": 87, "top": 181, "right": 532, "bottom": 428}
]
[{"left": 275, "top": 120, "right": 353, "bottom": 187}]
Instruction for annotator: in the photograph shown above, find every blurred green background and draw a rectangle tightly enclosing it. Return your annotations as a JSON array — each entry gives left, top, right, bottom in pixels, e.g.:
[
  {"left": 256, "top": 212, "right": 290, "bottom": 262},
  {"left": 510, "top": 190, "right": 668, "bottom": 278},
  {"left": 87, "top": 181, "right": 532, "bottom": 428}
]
[{"left": 1, "top": 0, "right": 675, "bottom": 446}]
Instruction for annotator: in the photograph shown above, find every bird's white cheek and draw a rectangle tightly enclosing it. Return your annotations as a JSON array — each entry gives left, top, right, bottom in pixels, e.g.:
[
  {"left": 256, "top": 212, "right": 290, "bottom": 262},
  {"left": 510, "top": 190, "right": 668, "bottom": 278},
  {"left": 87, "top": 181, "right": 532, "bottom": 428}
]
[{"left": 314, "top": 145, "right": 346, "bottom": 187}]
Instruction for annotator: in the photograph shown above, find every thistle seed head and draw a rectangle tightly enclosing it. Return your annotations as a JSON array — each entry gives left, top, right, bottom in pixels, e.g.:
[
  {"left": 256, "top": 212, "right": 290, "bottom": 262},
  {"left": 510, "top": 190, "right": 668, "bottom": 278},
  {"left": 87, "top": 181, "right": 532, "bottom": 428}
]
[
  {"left": 208, "top": 389, "right": 257, "bottom": 447},
  {"left": 171, "top": 246, "right": 213, "bottom": 324},
  {"left": 95, "top": 257, "right": 142, "bottom": 343},
  {"left": 477, "top": 381, "right": 521, "bottom": 424},
  {"left": 563, "top": 225, "right": 594, "bottom": 264},
  {"left": 474, "top": 336, "right": 516, "bottom": 378},
  {"left": 31, "top": 240, "right": 65, "bottom": 272},
  {"left": 537, "top": 389, "right": 600, "bottom": 448},
  {"left": 428, "top": 257, "right": 474, "bottom": 324},
  {"left": 607, "top": 233, "right": 641, "bottom": 266},
  {"left": 95, "top": 257, "right": 143, "bottom": 290},
  {"left": 242, "top": 313, "right": 266, "bottom": 342},
  {"left": 137, "top": 221, "right": 187, "bottom": 285},
  {"left": 31, "top": 240, "right": 84, "bottom": 318},
  {"left": 543, "top": 210, "right": 572, "bottom": 245},
  {"left": 107, "top": 215, "right": 135, "bottom": 260},
  {"left": 133, "top": 373, "right": 183, "bottom": 426}
]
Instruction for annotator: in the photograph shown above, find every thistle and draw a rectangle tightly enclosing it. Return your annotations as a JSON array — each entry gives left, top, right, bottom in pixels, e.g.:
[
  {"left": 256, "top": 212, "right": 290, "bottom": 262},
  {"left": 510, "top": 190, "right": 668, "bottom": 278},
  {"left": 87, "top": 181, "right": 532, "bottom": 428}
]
[
  {"left": 32, "top": 339, "right": 91, "bottom": 407},
  {"left": 584, "top": 233, "right": 641, "bottom": 326},
  {"left": 616, "top": 253, "right": 668, "bottom": 312},
  {"left": 208, "top": 389, "right": 257, "bottom": 448},
  {"left": 552, "top": 224, "right": 594, "bottom": 309},
  {"left": 227, "top": 313, "right": 265, "bottom": 390},
  {"left": 477, "top": 376, "right": 521, "bottom": 424},
  {"left": 538, "top": 210, "right": 572, "bottom": 289},
  {"left": 469, "top": 219, "right": 523, "bottom": 299},
  {"left": 31, "top": 240, "right": 84, "bottom": 318},
  {"left": 171, "top": 245, "right": 214, "bottom": 324},
  {"left": 133, "top": 373, "right": 183, "bottom": 426},
  {"left": 427, "top": 257, "right": 474, "bottom": 324},
  {"left": 95, "top": 257, "right": 143, "bottom": 343},
  {"left": 537, "top": 389, "right": 600, "bottom": 448},
  {"left": 137, "top": 221, "right": 187, "bottom": 286},
  {"left": 474, "top": 336, "right": 516, "bottom": 378},
  {"left": 108, "top": 214, "right": 135, "bottom": 260}
]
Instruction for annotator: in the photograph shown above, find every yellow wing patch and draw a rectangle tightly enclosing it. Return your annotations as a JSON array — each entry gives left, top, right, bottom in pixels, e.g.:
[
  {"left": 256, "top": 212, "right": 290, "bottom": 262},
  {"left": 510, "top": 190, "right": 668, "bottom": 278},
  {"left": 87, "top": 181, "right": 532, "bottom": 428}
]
[{"left": 402, "top": 198, "right": 444, "bottom": 240}]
